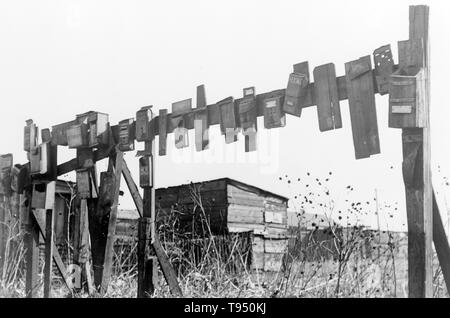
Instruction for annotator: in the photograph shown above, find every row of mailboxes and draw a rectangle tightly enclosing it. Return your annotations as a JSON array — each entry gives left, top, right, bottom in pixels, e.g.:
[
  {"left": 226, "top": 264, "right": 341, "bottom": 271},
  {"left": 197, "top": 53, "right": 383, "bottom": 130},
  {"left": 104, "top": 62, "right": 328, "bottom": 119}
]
[{"left": 52, "top": 111, "right": 110, "bottom": 149}]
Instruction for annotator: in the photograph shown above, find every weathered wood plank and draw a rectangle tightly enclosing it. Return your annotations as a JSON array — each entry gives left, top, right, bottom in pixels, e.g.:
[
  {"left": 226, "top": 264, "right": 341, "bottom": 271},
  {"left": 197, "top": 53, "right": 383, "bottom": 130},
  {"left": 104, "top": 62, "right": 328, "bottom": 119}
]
[
  {"left": 264, "top": 238, "right": 288, "bottom": 254},
  {"left": 158, "top": 109, "right": 168, "bottom": 156},
  {"left": 313, "top": 63, "right": 342, "bottom": 131},
  {"left": 345, "top": 55, "right": 380, "bottom": 159}
]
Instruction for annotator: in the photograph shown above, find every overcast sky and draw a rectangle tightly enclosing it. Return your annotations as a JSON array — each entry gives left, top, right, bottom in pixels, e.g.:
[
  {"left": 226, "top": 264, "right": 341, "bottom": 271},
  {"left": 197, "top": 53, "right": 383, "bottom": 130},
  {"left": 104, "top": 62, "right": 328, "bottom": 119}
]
[{"left": 0, "top": 0, "right": 449, "bottom": 232}]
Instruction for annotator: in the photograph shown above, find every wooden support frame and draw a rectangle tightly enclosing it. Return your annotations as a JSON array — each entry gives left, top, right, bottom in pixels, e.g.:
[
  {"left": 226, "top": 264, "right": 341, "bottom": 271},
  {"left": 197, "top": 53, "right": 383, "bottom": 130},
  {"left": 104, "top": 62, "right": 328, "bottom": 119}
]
[{"left": 16, "top": 4, "right": 449, "bottom": 300}]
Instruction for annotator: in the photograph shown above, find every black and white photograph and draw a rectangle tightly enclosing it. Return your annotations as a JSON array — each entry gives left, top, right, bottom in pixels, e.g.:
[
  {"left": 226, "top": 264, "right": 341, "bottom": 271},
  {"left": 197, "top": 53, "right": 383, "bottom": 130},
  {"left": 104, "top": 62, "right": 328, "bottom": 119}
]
[{"left": 0, "top": 0, "right": 449, "bottom": 307}]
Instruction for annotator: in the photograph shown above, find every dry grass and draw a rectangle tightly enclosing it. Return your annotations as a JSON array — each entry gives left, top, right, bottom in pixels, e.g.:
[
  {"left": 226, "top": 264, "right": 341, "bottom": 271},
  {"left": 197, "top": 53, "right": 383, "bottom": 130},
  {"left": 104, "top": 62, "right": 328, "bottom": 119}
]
[{"left": 1, "top": 177, "right": 449, "bottom": 298}]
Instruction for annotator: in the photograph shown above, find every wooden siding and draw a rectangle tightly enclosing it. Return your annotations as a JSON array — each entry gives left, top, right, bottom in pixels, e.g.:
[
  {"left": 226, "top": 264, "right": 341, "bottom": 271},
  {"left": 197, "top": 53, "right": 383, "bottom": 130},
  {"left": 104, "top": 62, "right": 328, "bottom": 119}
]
[
  {"left": 151, "top": 179, "right": 290, "bottom": 272},
  {"left": 227, "top": 181, "right": 288, "bottom": 272}
]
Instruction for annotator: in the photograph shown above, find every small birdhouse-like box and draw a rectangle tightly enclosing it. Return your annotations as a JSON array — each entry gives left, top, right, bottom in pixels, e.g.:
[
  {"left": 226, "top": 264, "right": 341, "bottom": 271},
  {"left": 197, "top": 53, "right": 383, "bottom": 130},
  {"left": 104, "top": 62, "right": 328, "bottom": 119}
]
[{"left": 388, "top": 67, "right": 426, "bottom": 128}]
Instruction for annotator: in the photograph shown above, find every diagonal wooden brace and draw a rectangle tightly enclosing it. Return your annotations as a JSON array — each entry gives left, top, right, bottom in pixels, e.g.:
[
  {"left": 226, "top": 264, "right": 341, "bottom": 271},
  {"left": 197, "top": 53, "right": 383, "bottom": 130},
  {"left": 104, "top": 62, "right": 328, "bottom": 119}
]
[{"left": 121, "top": 158, "right": 182, "bottom": 297}]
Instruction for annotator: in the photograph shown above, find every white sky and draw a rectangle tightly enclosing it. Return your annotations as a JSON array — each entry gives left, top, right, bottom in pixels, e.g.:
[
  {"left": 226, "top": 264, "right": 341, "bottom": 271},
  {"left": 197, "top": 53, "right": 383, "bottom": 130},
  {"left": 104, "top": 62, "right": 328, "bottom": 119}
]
[{"left": 1, "top": 0, "right": 449, "bottom": 232}]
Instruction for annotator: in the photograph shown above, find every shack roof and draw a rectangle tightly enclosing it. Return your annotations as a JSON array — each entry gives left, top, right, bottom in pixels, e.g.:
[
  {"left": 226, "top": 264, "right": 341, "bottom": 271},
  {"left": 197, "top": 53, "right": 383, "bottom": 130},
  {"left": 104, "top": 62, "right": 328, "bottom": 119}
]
[{"left": 156, "top": 177, "right": 289, "bottom": 203}]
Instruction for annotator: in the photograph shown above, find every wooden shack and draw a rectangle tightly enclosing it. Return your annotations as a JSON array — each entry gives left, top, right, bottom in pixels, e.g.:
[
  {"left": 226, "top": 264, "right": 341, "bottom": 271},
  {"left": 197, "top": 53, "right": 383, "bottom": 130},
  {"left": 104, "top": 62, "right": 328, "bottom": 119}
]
[{"left": 155, "top": 178, "right": 289, "bottom": 272}]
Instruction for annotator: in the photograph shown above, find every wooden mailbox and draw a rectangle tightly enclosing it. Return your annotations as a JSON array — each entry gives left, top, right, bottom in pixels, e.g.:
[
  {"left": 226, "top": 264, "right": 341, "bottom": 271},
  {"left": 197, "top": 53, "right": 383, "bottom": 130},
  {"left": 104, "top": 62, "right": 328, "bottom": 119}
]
[
  {"left": 30, "top": 146, "right": 41, "bottom": 175},
  {"left": 0, "top": 154, "right": 13, "bottom": 171},
  {"left": 345, "top": 55, "right": 380, "bottom": 160},
  {"left": 388, "top": 39, "right": 427, "bottom": 128},
  {"left": 76, "top": 111, "right": 109, "bottom": 148},
  {"left": 172, "top": 99, "right": 192, "bottom": 149},
  {"left": 139, "top": 156, "right": 152, "bottom": 188},
  {"left": 24, "top": 119, "right": 37, "bottom": 153},
  {"left": 216, "top": 96, "right": 238, "bottom": 144},
  {"left": 39, "top": 142, "right": 52, "bottom": 175},
  {"left": 0, "top": 154, "right": 12, "bottom": 196},
  {"left": 194, "top": 85, "right": 209, "bottom": 152},
  {"left": 194, "top": 108, "right": 209, "bottom": 151},
  {"left": 283, "top": 62, "right": 309, "bottom": 117},
  {"left": 313, "top": 63, "right": 342, "bottom": 132},
  {"left": 99, "top": 171, "right": 115, "bottom": 207},
  {"left": 373, "top": 44, "right": 395, "bottom": 95},
  {"left": 51, "top": 120, "right": 77, "bottom": 146},
  {"left": 118, "top": 118, "right": 135, "bottom": 152},
  {"left": 41, "top": 129, "right": 52, "bottom": 143},
  {"left": 388, "top": 67, "right": 426, "bottom": 128},
  {"left": 135, "top": 106, "right": 153, "bottom": 142},
  {"left": 238, "top": 87, "right": 257, "bottom": 152},
  {"left": 264, "top": 94, "right": 285, "bottom": 129},
  {"left": 67, "top": 124, "right": 89, "bottom": 149}
]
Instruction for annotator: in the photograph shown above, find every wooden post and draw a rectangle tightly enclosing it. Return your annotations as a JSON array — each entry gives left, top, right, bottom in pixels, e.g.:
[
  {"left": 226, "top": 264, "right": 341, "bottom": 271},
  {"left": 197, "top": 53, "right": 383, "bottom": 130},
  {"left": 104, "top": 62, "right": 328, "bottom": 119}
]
[
  {"left": 89, "top": 166, "right": 109, "bottom": 289},
  {"left": 43, "top": 181, "right": 56, "bottom": 298},
  {"left": 402, "top": 5, "right": 432, "bottom": 298},
  {"left": 0, "top": 195, "right": 5, "bottom": 273},
  {"left": 74, "top": 198, "right": 94, "bottom": 295},
  {"left": 100, "top": 149, "right": 124, "bottom": 295},
  {"left": 25, "top": 189, "right": 40, "bottom": 298},
  {"left": 138, "top": 135, "right": 157, "bottom": 298},
  {"left": 432, "top": 191, "right": 450, "bottom": 294}
]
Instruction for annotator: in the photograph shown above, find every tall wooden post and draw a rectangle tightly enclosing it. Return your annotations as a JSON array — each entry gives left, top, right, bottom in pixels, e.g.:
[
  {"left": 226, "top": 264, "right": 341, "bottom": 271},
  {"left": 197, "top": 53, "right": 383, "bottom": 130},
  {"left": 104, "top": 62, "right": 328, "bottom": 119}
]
[
  {"left": 402, "top": 5, "right": 432, "bottom": 298},
  {"left": 43, "top": 181, "right": 56, "bottom": 298},
  {"left": 24, "top": 120, "right": 40, "bottom": 298},
  {"left": 24, "top": 187, "right": 40, "bottom": 298},
  {"left": 100, "top": 149, "right": 124, "bottom": 295},
  {"left": 137, "top": 111, "right": 158, "bottom": 298}
]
